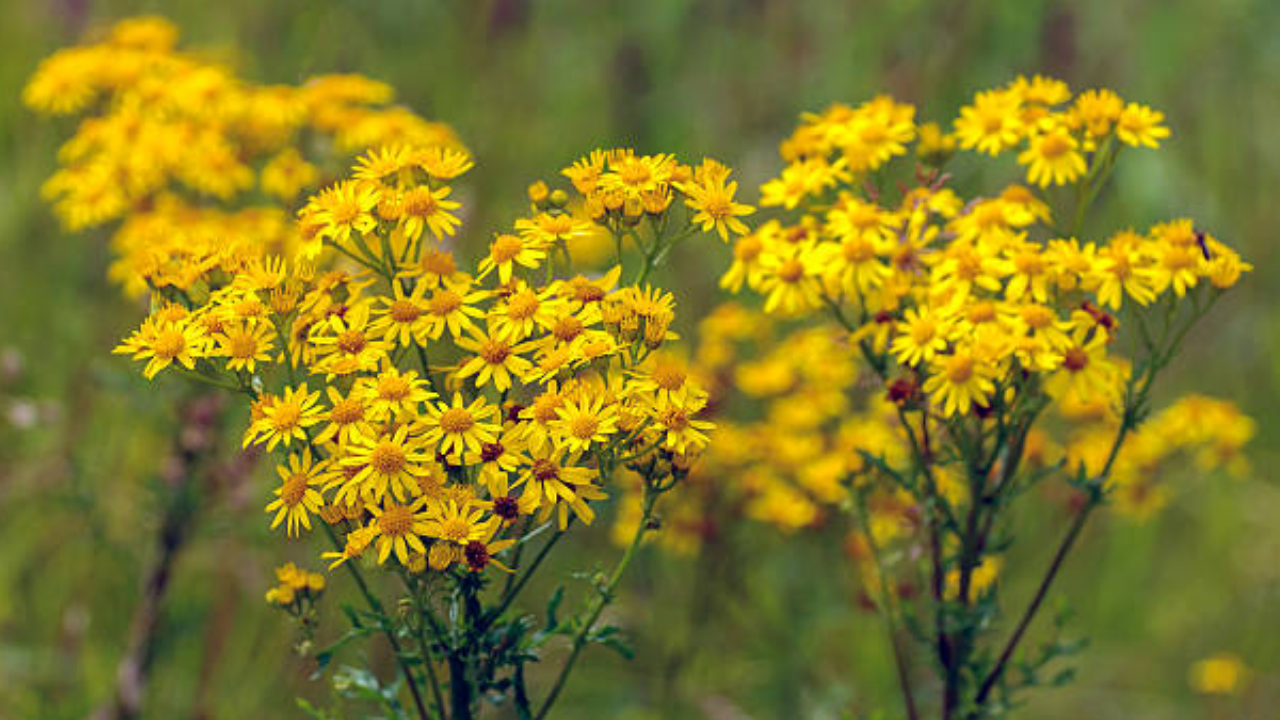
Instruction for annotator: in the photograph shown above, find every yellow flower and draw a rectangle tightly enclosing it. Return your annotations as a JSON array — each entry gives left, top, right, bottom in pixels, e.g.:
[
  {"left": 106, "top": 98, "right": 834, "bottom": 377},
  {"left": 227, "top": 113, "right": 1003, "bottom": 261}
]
[
  {"left": 454, "top": 326, "right": 536, "bottom": 392},
  {"left": 680, "top": 170, "right": 754, "bottom": 241},
  {"left": 1115, "top": 102, "right": 1170, "bottom": 148},
  {"left": 1189, "top": 653, "right": 1248, "bottom": 696},
  {"left": 552, "top": 392, "right": 619, "bottom": 453},
  {"left": 399, "top": 184, "right": 462, "bottom": 242},
  {"left": 422, "top": 393, "right": 500, "bottom": 458},
  {"left": 478, "top": 233, "right": 546, "bottom": 284},
  {"left": 244, "top": 384, "right": 324, "bottom": 451},
  {"left": 367, "top": 499, "right": 433, "bottom": 565},
  {"left": 954, "top": 89, "right": 1024, "bottom": 156},
  {"left": 1017, "top": 123, "right": 1086, "bottom": 187},
  {"left": 923, "top": 345, "right": 998, "bottom": 417},
  {"left": 213, "top": 321, "right": 275, "bottom": 373},
  {"left": 265, "top": 452, "right": 327, "bottom": 537},
  {"left": 339, "top": 425, "right": 434, "bottom": 503}
]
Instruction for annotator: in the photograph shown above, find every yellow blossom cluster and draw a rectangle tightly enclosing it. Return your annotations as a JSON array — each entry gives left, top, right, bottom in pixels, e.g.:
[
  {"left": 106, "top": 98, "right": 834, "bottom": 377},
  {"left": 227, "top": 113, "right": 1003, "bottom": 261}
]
[
  {"left": 700, "top": 79, "right": 1252, "bottom": 642},
  {"left": 24, "top": 16, "right": 461, "bottom": 297},
  {"left": 112, "top": 145, "right": 733, "bottom": 575},
  {"left": 265, "top": 562, "right": 326, "bottom": 608}
]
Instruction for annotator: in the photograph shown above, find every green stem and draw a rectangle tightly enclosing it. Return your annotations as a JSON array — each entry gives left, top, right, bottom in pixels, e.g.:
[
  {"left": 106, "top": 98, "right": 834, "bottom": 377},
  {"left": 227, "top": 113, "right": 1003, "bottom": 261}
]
[
  {"left": 321, "top": 525, "right": 431, "bottom": 720},
  {"left": 534, "top": 488, "right": 657, "bottom": 720}
]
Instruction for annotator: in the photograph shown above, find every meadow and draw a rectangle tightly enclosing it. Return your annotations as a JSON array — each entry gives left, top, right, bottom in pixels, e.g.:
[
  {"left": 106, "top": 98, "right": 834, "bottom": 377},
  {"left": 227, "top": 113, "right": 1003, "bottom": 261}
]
[{"left": 1, "top": 1, "right": 1277, "bottom": 719}]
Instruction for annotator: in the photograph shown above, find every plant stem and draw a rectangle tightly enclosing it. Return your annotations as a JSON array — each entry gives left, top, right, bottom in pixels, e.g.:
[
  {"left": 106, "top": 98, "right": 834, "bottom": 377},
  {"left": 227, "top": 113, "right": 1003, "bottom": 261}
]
[
  {"left": 853, "top": 494, "right": 921, "bottom": 720},
  {"left": 322, "top": 525, "right": 431, "bottom": 720},
  {"left": 534, "top": 488, "right": 657, "bottom": 720}
]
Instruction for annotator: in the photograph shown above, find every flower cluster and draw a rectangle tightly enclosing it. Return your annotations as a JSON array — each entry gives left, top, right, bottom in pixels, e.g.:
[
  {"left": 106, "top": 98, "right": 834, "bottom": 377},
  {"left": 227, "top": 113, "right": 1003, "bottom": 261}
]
[
  {"left": 713, "top": 78, "right": 1249, "bottom": 715},
  {"left": 265, "top": 562, "right": 326, "bottom": 608},
  {"left": 24, "top": 15, "right": 460, "bottom": 296},
  {"left": 113, "top": 145, "right": 730, "bottom": 578}
]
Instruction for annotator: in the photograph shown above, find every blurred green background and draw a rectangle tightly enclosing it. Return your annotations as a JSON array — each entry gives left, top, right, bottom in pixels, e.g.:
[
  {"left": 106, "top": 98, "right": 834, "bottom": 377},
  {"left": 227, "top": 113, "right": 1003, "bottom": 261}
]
[{"left": 2, "top": 0, "right": 1277, "bottom": 718}]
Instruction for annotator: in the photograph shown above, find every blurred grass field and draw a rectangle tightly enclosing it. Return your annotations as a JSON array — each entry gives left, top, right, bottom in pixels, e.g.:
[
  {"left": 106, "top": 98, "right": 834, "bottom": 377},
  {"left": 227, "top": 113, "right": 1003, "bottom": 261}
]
[{"left": 1, "top": 1, "right": 1278, "bottom": 718}]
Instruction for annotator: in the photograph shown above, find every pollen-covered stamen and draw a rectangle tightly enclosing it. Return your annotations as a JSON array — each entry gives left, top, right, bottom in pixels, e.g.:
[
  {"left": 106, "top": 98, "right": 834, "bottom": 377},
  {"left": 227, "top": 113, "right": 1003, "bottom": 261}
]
[
  {"left": 281, "top": 473, "right": 309, "bottom": 506},
  {"left": 479, "top": 339, "right": 511, "bottom": 364},
  {"left": 428, "top": 290, "right": 463, "bottom": 316},
  {"left": 438, "top": 407, "right": 475, "bottom": 434},
  {"left": 439, "top": 517, "right": 470, "bottom": 543},
  {"left": 490, "top": 234, "right": 524, "bottom": 263},
  {"left": 568, "top": 415, "right": 600, "bottom": 440},
  {"left": 377, "top": 374, "right": 412, "bottom": 402},
  {"left": 337, "top": 329, "right": 367, "bottom": 355},
  {"left": 551, "top": 315, "right": 584, "bottom": 342},
  {"left": 330, "top": 398, "right": 365, "bottom": 425},
  {"left": 378, "top": 505, "right": 414, "bottom": 536},
  {"left": 532, "top": 458, "right": 560, "bottom": 482},
  {"left": 777, "top": 259, "right": 805, "bottom": 283},
  {"left": 389, "top": 300, "right": 423, "bottom": 323},
  {"left": 153, "top": 328, "right": 187, "bottom": 360},
  {"left": 370, "top": 441, "right": 408, "bottom": 475},
  {"left": 1062, "top": 347, "right": 1089, "bottom": 372}
]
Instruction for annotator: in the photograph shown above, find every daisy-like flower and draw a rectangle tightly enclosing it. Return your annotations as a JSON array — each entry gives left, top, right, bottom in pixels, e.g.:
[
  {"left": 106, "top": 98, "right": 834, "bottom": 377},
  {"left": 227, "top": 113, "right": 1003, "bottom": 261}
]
[
  {"left": 265, "top": 452, "right": 327, "bottom": 537},
  {"left": 367, "top": 498, "right": 433, "bottom": 565},
  {"left": 340, "top": 425, "right": 434, "bottom": 503},
  {"left": 1018, "top": 123, "right": 1086, "bottom": 187},
  {"left": 651, "top": 399, "right": 715, "bottom": 455},
  {"left": 891, "top": 307, "right": 954, "bottom": 367},
  {"left": 477, "top": 233, "right": 546, "bottom": 284},
  {"left": 352, "top": 145, "right": 410, "bottom": 182},
  {"left": 308, "top": 179, "right": 379, "bottom": 246},
  {"left": 1044, "top": 330, "right": 1126, "bottom": 406},
  {"left": 412, "top": 146, "right": 474, "bottom": 180},
  {"left": 551, "top": 392, "right": 619, "bottom": 453},
  {"left": 923, "top": 345, "right": 998, "bottom": 417},
  {"left": 514, "top": 212, "right": 594, "bottom": 246},
  {"left": 1116, "top": 102, "right": 1167, "bottom": 148},
  {"left": 423, "top": 279, "right": 489, "bottom": 340},
  {"left": 314, "top": 385, "right": 375, "bottom": 447},
  {"left": 370, "top": 280, "right": 430, "bottom": 346},
  {"left": 627, "top": 353, "right": 705, "bottom": 410},
  {"left": 424, "top": 500, "right": 501, "bottom": 548},
  {"left": 680, "top": 170, "right": 755, "bottom": 241},
  {"left": 310, "top": 301, "right": 393, "bottom": 377},
  {"left": 244, "top": 384, "right": 323, "bottom": 450},
  {"left": 465, "top": 427, "right": 529, "bottom": 496},
  {"left": 954, "top": 89, "right": 1024, "bottom": 156},
  {"left": 757, "top": 243, "right": 824, "bottom": 315},
  {"left": 454, "top": 326, "right": 536, "bottom": 392},
  {"left": 489, "top": 284, "right": 560, "bottom": 341},
  {"left": 115, "top": 317, "right": 208, "bottom": 379},
  {"left": 357, "top": 366, "right": 434, "bottom": 422},
  {"left": 213, "top": 320, "right": 274, "bottom": 373},
  {"left": 399, "top": 184, "right": 462, "bottom": 242},
  {"left": 516, "top": 447, "right": 605, "bottom": 529},
  {"left": 421, "top": 393, "right": 500, "bottom": 458}
]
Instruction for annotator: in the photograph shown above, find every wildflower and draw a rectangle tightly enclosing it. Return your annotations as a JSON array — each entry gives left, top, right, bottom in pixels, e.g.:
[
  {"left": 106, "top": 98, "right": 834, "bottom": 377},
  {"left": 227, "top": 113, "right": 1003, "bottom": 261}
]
[
  {"left": 923, "top": 345, "right": 998, "bottom": 416},
  {"left": 422, "top": 393, "right": 500, "bottom": 458},
  {"left": 213, "top": 321, "right": 275, "bottom": 373},
  {"left": 367, "top": 499, "right": 433, "bottom": 565},
  {"left": 680, "top": 170, "right": 754, "bottom": 241},
  {"left": 244, "top": 384, "right": 323, "bottom": 450},
  {"left": 265, "top": 452, "right": 327, "bottom": 536},
  {"left": 1018, "top": 123, "right": 1086, "bottom": 187},
  {"left": 1115, "top": 103, "right": 1170, "bottom": 148}
]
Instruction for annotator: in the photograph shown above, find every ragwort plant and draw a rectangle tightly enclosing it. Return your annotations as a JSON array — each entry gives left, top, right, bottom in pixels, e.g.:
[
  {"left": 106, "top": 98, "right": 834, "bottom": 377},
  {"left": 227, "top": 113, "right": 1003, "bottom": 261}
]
[
  {"left": 31, "top": 16, "right": 744, "bottom": 720},
  {"left": 712, "top": 76, "right": 1252, "bottom": 718},
  {"left": 26, "top": 16, "right": 459, "bottom": 720}
]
